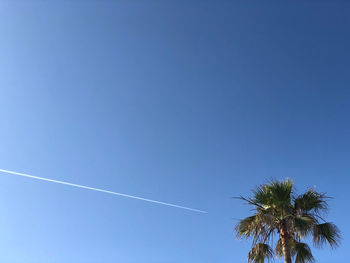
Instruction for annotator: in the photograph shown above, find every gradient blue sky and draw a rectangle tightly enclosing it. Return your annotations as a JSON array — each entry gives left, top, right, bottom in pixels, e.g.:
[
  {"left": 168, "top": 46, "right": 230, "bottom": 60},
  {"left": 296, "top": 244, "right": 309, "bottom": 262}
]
[{"left": 0, "top": 1, "right": 349, "bottom": 262}]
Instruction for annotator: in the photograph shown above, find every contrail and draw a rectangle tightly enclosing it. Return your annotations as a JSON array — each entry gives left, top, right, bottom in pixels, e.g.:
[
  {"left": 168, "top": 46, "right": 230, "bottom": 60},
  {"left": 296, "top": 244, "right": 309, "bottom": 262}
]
[{"left": 0, "top": 168, "right": 207, "bottom": 214}]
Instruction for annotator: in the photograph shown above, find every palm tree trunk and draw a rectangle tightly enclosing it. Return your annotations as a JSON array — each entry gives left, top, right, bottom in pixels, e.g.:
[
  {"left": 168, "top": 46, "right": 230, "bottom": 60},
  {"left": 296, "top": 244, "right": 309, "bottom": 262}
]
[
  {"left": 280, "top": 222, "right": 292, "bottom": 263},
  {"left": 281, "top": 236, "right": 292, "bottom": 263}
]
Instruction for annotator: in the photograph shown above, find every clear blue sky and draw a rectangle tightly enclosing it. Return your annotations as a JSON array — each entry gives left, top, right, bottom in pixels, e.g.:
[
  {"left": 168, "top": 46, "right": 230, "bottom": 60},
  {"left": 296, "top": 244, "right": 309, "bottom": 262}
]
[{"left": 0, "top": 1, "right": 349, "bottom": 262}]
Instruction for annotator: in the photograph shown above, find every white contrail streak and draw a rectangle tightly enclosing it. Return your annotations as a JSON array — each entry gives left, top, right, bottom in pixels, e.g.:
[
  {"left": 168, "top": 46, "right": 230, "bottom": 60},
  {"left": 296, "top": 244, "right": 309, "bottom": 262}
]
[{"left": 0, "top": 168, "right": 207, "bottom": 214}]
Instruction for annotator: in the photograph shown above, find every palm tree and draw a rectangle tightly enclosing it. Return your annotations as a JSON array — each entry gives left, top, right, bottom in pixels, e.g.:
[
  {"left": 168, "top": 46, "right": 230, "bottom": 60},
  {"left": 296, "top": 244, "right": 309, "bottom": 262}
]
[{"left": 235, "top": 179, "right": 340, "bottom": 263}]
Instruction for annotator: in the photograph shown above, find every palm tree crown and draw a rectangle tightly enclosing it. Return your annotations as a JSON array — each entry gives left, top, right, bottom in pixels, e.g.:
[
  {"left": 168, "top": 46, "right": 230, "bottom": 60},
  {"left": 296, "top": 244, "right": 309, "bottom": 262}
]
[{"left": 235, "top": 179, "right": 340, "bottom": 263}]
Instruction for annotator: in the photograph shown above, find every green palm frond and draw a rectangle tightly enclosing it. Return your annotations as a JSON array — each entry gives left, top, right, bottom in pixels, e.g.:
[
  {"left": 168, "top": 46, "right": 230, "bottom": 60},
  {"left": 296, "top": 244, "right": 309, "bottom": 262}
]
[
  {"left": 235, "top": 214, "right": 273, "bottom": 244},
  {"left": 252, "top": 186, "right": 271, "bottom": 207},
  {"left": 313, "top": 222, "right": 340, "bottom": 248},
  {"left": 252, "top": 179, "right": 293, "bottom": 209},
  {"left": 294, "top": 189, "right": 328, "bottom": 214},
  {"left": 294, "top": 216, "right": 317, "bottom": 238},
  {"left": 294, "top": 242, "right": 314, "bottom": 263},
  {"left": 236, "top": 215, "right": 259, "bottom": 239},
  {"left": 248, "top": 243, "right": 274, "bottom": 263}
]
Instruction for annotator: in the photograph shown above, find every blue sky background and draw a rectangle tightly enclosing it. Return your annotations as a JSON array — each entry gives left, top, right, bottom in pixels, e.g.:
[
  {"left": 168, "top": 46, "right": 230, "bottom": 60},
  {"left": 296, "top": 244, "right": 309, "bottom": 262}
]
[{"left": 0, "top": 1, "right": 349, "bottom": 262}]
